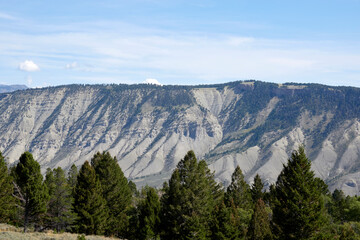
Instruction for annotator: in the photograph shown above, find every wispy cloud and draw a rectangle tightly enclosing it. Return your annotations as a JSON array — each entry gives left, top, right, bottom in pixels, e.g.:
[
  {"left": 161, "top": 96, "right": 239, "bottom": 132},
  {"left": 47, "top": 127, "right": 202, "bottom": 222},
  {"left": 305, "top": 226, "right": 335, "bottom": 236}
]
[
  {"left": 1, "top": 19, "right": 360, "bottom": 86},
  {"left": 0, "top": 12, "right": 17, "bottom": 21},
  {"left": 65, "top": 61, "right": 78, "bottom": 69},
  {"left": 26, "top": 75, "right": 33, "bottom": 85}
]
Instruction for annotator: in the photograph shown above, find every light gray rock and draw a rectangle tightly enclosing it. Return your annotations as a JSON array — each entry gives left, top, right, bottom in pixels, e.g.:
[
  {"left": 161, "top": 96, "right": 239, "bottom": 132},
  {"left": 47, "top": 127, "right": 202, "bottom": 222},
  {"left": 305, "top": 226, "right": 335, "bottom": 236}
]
[{"left": 1, "top": 82, "right": 360, "bottom": 194}]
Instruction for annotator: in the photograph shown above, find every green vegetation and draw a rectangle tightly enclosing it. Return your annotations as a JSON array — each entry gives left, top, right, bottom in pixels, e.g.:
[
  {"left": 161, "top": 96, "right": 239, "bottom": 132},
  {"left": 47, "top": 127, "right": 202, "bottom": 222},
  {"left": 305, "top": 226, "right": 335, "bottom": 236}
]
[
  {"left": 44, "top": 167, "right": 76, "bottom": 232},
  {"left": 0, "top": 152, "right": 16, "bottom": 223},
  {"left": 137, "top": 186, "right": 161, "bottom": 239},
  {"left": 272, "top": 146, "right": 324, "bottom": 239},
  {"left": 12, "top": 152, "right": 49, "bottom": 232},
  {"left": 251, "top": 174, "right": 264, "bottom": 203},
  {"left": 3, "top": 147, "right": 360, "bottom": 239},
  {"left": 160, "top": 150, "right": 222, "bottom": 239},
  {"left": 73, "top": 161, "right": 108, "bottom": 235},
  {"left": 91, "top": 152, "right": 132, "bottom": 237},
  {"left": 247, "top": 199, "right": 272, "bottom": 240}
]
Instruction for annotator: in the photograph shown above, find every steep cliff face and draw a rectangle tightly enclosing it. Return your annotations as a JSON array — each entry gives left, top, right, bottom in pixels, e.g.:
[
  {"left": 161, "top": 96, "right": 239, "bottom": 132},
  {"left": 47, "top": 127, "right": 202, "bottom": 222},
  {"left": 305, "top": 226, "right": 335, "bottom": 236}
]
[{"left": 1, "top": 81, "right": 360, "bottom": 194}]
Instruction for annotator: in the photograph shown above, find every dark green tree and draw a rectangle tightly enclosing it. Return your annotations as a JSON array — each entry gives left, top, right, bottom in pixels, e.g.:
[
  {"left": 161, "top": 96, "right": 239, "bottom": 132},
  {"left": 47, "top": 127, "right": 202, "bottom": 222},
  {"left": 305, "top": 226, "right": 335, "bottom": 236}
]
[
  {"left": 210, "top": 200, "right": 245, "bottom": 240},
  {"left": 272, "top": 146, "right": 324, "bottom": 240},
  {"left": 128, "top": 180, "right": 139, "bottom": 197},
  {"left": 160, "top": 150, "right": 222, "bottom": 240},
  {"left": 343, "top": 196, "right": 360, "bottom": 222},
  {"left": 225, "top": 166, "right": 252, "bottom": 210},
  {"left": 251, "top": 174, "right": 264, "bottom": 203},
  {"left": 67, "top": 164, "right": 78, "bottom": 193},
  {"left": 44, "top": 168, "right": 55, "bottom": 196},
  {"left": 91, "top": 152, "right": 132, "bottom": 237},
  {"left": 12, "top": 152, "right": 49, "bottom": 232},
  {"left": 45, "top": 167, "right": 76, "bottom": 232},
  {"left": 223, "top": 166, "right": 253, "bottom": 238},
  {"left": 73, "top": 161, "right": 107, "bottom": 235},
  {"left": 329, "top": 189, "right": 347, "bottom": 223},
  {"left": 0, "top": 151, "right": 16, "bottom": 223},
  {"left": 137, "top": 186, "right": 161, "bottom": 240},
  {"left": 247, "top": 199, "right": 272, "bottom": 240}
]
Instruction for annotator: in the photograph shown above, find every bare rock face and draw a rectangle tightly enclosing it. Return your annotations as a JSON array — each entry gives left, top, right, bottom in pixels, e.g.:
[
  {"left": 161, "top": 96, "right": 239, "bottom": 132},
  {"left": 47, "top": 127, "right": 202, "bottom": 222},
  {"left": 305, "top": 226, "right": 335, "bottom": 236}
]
[{"left": 1, "top": 81, "right": 360, "bottom": 194}]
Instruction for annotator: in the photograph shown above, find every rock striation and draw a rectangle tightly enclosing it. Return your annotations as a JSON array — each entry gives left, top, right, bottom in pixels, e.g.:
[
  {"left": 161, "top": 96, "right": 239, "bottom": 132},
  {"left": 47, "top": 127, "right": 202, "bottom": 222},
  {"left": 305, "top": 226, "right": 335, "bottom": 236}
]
[{"left": 1, "top": 81, "right": 360, "bottom": 195}]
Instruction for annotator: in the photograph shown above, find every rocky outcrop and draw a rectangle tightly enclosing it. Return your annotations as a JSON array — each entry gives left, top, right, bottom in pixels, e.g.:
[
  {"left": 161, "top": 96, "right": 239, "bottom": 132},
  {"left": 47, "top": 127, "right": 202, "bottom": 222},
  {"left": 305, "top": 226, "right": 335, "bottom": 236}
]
[{"left": 1, "top": 81, "right": 360, "bottom": 194}]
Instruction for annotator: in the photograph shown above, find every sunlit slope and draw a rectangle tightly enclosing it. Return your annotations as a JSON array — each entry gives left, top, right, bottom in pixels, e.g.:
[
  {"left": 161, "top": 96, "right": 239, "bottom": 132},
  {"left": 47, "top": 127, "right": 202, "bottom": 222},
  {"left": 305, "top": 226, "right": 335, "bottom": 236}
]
[{"left": 0, "top": 81, "right": 360, "bottom": 194}]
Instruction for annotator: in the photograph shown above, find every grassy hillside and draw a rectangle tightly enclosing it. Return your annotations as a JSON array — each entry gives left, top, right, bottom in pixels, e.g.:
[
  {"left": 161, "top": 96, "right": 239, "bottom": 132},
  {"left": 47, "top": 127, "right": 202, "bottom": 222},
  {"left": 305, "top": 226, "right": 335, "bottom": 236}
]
[{"left": 0, "top": 224, "right": 121, "bottom": 240}]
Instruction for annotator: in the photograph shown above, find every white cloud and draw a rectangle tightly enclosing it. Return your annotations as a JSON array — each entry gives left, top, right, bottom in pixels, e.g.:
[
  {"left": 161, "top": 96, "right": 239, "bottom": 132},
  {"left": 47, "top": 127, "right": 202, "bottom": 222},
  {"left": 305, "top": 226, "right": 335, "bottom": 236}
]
[
  {"left": 144, "top": 78, "right": 163, "bottom": 86},
  {"left": 66, "top": 61, "right": 78, "bottom": 69},
  {"left": 19, "top": 60, "right": 40, "bottom": 72}
]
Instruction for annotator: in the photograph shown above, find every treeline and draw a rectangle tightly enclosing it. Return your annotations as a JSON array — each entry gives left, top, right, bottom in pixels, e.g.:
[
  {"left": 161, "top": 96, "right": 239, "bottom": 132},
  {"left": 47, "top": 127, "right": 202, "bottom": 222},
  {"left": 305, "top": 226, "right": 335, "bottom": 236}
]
[{"left": 1, "top": 148, "right": 360, "bottom": 239}]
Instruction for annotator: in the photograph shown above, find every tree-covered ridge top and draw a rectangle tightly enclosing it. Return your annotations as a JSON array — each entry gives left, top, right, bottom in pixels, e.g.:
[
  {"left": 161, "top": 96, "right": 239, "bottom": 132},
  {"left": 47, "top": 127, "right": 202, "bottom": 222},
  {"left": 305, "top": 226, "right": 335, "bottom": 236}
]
[
  {"left": 4, "top": 79, "right": 360, "bottom": 92},
  {"left": 4, "top": 80, "right": 360, "bottom": 113}
]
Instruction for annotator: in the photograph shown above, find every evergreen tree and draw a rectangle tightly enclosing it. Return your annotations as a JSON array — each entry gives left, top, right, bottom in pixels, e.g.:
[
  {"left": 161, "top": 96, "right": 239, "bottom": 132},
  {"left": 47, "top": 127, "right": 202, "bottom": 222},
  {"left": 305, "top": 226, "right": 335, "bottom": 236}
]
[
  {"left": 160, "top": 150, "right": 222, "bottom": 240},
  {"left": 91, "top": 151, "right": 132, "bottom": 237},
  {"left": 223, "top": 166, "right": 253, "bottom": 238},
  {"left": 67, "top": 164, "right": 78, "bottom": 193},
  {"left": 264, "top": 184, "right": 277, "bottom": 209},
  {"left": 210, "top": 200, "right": 245, "bottom": 240},
  {"left": 247, "top": 199, "right": 272, "bottom": 240},
  {"left": 251, "top": 174, "right": 264, "bottom": 203},
  {"left": 137, "top": 186, "right": 161, "bottom": 240},
  {"left": 73, "top": 161, "right": 108, "bottom": 235},
  {"left": 45, "top": 167, "right": 76, "bottom": 232},
  {"left": 0, "top": 151, "right": 16, "bottom": 223},
  {"left": 13, "top": 152, "right": 49, "bottom": 232},
  {"left": 272, "top": 146, "right": 324, "bottom": 240},
  {"left": 225, "top": 166, "right": 252, "bottom": 210},
  {"left": 128, "top": 180, "right": 139, "bottom": 197},
  {"left": 44, "top": 168, "right": 55, "bottom": 196},
  {"left": 329, "top": 189, "right": 347, "bottom": 223}
]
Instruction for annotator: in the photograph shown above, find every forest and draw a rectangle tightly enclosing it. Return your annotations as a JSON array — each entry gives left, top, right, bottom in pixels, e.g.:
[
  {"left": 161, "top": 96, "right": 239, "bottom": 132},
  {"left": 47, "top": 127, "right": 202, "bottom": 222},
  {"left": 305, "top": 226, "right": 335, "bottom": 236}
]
[{"left": 1, "top": 147, "right": 360, "bottom": 239}]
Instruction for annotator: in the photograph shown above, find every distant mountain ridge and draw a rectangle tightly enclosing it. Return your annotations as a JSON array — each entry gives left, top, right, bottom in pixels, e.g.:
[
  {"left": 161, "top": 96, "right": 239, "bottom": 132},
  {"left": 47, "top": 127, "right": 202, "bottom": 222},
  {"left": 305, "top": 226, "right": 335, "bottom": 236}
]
[
  {"left": 1, "top": 81, "right": 360, "bottom": 195},
  {"left": 0, "top": 84, "right": 27, "bottom": 93}
]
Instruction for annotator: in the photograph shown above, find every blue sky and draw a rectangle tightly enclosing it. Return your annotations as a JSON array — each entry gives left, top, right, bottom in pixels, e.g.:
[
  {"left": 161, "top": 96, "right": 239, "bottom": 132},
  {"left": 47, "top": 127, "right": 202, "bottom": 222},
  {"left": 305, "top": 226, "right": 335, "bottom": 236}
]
[{"left": 0, "top": 0, "right": 360, "bottom": 87}]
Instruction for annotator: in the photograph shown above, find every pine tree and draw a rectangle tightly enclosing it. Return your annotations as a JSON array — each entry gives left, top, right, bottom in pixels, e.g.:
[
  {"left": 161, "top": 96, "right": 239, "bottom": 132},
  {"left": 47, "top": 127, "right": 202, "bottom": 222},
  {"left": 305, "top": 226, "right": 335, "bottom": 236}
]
[
  {"left": 91, "top": 152, "right": 132, "bottom": 237},
  {"left": 210, "top": 201, "right": 244, "bottom": 240},
  {"left": 67, "top": 164, "right": 78, "bottom": 193},
  {"left": 160, "top": 150, "right": 222, "bottom": 240},
  {"left": 0, "top": 151, "right": 15, "bottom": 223},
  {"left": 73, "top": 161, "right": 108, "bottom": 235},
  {"left": 251, "top": 174, "right": 264, "bottom": 203},
  {"left": 329, "top": 189, "right": 347, "bottom": 223},
  {"left": 223, "top": 166, "right": 253, "bottom": 238},
  {"left": 45, "top": 167, "right": 76, "bottom": 232},
  {"left": 12, "top": 152, "right": 49, "bottom": 232},
  {"left": 137, "top": 186, "right": 161, "bottom": 240},
  {"left": 128, "top": 180, "right": 139, "bottom": 197},
  {"left": 247, "top": 199, "right": 272, "bottom": 240},
  {"left": 272, "top": 146, "right": 324, "bottom": 240},
  {"left": 44, "top": 168, "right": 55, "bottom": 196},
  {"left": 225, "top": 166, "right": 252, "bottom": 210}
]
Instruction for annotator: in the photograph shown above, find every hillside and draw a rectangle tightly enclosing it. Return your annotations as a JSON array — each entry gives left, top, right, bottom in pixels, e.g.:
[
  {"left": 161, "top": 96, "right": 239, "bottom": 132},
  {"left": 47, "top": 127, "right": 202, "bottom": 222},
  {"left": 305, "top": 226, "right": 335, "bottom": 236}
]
[
  {"left": 0, "top": 84, "right": 27, "bottom": 93},
  {"left": 1, "top": 81, "right": 360, "bottom": 194},
  {"left": 0, "top": 223, "right": 120, "bottom": 240}
]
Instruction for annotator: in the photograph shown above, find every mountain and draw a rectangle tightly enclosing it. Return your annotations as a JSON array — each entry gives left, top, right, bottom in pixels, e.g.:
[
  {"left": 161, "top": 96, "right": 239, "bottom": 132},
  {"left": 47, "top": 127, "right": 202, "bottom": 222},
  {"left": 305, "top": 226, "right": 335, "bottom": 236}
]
[
  {"left": 0, "top": 84, "right": 27, "bottom": 93},
  {"left": 1, "top": 81, "right": 360, "bottom": 195}
]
